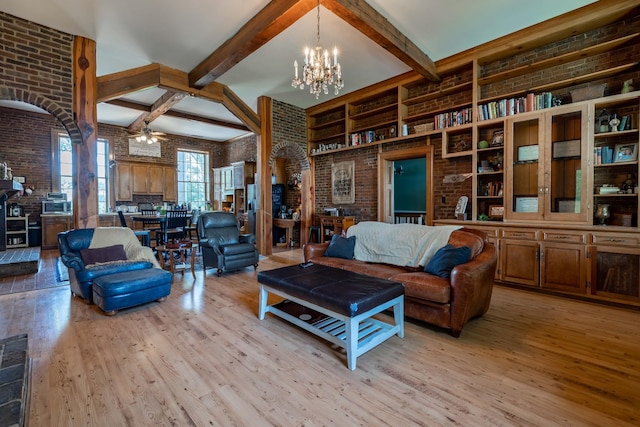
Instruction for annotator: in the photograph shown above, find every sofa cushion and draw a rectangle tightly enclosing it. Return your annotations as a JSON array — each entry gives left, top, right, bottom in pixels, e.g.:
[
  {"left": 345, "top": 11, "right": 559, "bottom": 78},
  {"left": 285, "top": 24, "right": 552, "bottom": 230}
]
[
  {"left": 324, "top": 234, "right": 356, "bottom": 259},
  {"left": 77, "top": 260, "right": 154, "bottom": 282},
  {"left": 424, "top": 244, "right": 471, "bottom": 278},
  {"left": 80, "top": 244, "right": 127, "bottom": 266}
]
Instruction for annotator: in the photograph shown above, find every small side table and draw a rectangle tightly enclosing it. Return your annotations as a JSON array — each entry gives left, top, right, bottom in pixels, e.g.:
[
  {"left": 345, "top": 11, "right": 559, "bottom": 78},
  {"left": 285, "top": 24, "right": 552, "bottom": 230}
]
[{"left": 156, "top": 242, "right": 197, "bottom": 278}]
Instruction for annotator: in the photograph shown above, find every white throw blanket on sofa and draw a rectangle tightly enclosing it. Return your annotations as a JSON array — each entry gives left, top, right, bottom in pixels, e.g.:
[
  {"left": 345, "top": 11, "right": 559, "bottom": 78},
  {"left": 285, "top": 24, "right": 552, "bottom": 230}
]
[
  {"left": 346, "top": 222, "right": 462, "bottom": 267},
  {"left": 89, "top": 227, "right": 161, "bottom": 268}
]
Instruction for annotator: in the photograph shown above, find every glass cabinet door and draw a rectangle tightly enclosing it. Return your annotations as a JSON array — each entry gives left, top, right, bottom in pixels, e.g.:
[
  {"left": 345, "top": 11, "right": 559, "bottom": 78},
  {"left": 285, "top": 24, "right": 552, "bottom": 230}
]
[
  {"left": 505, "top": 115, "right": 544, "bottom": 221},
  {"left": 505, "top": 105, "right": 588, "bottom": 222},
  {"left": 545, "top": 105, "right": 588, "bottom": 222}
]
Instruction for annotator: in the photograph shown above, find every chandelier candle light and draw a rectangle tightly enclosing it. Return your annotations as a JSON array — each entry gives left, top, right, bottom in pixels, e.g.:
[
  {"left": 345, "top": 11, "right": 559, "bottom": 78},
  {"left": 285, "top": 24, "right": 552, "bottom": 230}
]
[{"left": 292, "top": 0, "right": 344, "bottom": 98}]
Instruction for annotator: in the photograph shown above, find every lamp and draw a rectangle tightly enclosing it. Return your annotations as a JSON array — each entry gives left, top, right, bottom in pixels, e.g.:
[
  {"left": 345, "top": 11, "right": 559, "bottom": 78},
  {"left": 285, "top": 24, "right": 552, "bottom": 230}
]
[{"left": 291, "top": 0, "right": 344, "bottom": 99}]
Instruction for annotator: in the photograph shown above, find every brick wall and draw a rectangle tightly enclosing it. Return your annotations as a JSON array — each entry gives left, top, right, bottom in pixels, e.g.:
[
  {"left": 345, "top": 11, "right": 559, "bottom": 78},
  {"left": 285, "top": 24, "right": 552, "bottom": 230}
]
[
  {"left": 0, "top": 107, "right": 61, "bottom": 218},
  {"left": 222, "top": 133, "right": 257, "bottom": 167},
  {"left": 0, "top": 11, "right": 78, "bottom": 140},
  {"left": 481, "top": 11, "right": 640, "bottom": 102}
]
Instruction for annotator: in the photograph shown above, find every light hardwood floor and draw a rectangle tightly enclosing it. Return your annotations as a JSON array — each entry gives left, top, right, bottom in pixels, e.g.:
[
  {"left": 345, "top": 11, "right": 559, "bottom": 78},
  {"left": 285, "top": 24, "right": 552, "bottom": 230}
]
[{"left": 1, "top": 248, "right": 639, "bottom": 426}]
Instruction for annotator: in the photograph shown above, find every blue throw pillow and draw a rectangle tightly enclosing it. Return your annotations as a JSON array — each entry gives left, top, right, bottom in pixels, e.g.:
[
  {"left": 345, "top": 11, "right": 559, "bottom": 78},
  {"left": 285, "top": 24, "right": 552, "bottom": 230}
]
[
  {"left": 424, "top": 244, "right": 471, "bottom": 278},
  {"left": 324, "top": 234, "right": 356, "bottom": 259}
]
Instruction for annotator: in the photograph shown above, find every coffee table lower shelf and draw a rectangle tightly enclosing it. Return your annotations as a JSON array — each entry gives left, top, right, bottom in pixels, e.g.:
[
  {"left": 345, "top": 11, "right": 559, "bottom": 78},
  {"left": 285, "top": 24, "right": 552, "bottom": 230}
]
[{"left": 259, "top": 285, "right": 403, "bottom": 370}]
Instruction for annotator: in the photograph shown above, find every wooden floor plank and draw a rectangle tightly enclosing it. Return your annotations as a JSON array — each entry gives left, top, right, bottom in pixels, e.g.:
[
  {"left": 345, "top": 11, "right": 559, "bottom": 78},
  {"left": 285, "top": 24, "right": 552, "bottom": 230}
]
[{"left": 0, "top": 248, "right": 639, "bottom": 426}]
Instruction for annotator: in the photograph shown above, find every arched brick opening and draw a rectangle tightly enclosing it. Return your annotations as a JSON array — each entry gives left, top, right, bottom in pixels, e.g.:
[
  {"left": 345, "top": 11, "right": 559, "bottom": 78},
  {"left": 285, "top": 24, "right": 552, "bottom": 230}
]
[
  {"left": 269, "top": 141, "right": 310, "bottom": 171},
  {"left": 269, "top": 141, "right": 311, "bottom": 248},
  {"left": 0, "top": 86, "right": 82, "bottom": 144}
]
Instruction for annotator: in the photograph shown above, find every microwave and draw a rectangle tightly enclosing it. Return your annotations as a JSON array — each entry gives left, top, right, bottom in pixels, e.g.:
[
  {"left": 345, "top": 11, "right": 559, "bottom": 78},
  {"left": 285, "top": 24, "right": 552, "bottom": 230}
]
[{"left": 42, "top": 200, "right": 72, "bottom": 214}]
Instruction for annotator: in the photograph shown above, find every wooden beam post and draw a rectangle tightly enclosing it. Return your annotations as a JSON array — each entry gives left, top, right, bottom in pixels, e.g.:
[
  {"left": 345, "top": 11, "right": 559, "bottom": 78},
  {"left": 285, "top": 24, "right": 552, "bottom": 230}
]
[
  {"left": 257, "top": 96, "right": 273, "bottom": 256},
  {"left": 73, "top": 36, "right": 99, "bottom": 229}
]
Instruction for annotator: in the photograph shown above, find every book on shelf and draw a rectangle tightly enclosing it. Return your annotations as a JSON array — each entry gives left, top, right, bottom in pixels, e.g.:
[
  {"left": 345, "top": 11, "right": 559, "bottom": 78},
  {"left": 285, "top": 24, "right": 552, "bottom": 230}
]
[
  {"left": 478, "top": 92, "right": 554, "bottom": 122},
  {"left": 434, "top": 107, "right": 473, "bottom": 129},
  {"left": 594, "top": 146, "right": 614, "bottom": 165}
]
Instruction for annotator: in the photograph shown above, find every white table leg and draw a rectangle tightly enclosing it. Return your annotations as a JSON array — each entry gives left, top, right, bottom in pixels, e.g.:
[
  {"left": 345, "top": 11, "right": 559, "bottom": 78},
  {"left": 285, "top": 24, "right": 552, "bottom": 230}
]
[
  {"left": 394, "top": 298, "right": 405, "bottom": 338},
  {"left": 258, "top": 285, "right": 268, "bottom": 320},
  {"left": 345, "top": 317, "right": 358, "bottom": 371}
]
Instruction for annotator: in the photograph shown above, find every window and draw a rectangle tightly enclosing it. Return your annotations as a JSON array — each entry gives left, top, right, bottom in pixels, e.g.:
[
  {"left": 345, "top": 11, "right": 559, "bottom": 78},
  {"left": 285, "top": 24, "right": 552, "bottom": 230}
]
[
  {"left": 177, "top": 150, "right": 210, "bottom": 209},
  {"left": 52, "top": 132, "right": 74, "bottom": 202},
  {"left": 96, "top": 139, "right": 110, "bottom": 213},
  {"left": 53, "top": 131, "right": 110, "bottom": 211}
]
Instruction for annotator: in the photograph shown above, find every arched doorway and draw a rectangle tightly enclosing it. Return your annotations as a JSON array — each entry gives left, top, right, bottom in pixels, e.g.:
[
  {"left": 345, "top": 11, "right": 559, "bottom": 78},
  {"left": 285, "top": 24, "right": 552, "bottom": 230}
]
[
  {"left": 0, "top": 86, "right": 82, "bottom": 144},
  {"left": 266, "top": 141, "right": 311, "bottom": 256}
]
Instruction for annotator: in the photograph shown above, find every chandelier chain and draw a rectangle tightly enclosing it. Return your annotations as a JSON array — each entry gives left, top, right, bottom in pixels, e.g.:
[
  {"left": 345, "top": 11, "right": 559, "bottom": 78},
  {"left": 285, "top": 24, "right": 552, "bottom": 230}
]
[{"left": 291, "top": 0, "right": 344, "bottom": 99}]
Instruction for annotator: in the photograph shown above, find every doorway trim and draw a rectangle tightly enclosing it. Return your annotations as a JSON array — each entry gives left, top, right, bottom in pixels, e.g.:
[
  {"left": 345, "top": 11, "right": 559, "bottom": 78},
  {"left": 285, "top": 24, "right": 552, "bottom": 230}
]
[{"left": 378, "top": 146, "right": 433, "bottom": 225}]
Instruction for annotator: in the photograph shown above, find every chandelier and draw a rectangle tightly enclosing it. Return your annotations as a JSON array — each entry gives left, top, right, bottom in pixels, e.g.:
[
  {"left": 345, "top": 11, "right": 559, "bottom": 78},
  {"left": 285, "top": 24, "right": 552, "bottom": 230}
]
[{"left": 291, "top": 0, "right": 344, "bottom": 99}]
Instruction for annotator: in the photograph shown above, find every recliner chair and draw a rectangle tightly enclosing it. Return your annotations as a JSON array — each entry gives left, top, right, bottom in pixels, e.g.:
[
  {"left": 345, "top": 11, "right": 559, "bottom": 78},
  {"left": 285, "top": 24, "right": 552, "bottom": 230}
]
[{"left": 197, "top": 211, "right": 259, "bottom": 276}]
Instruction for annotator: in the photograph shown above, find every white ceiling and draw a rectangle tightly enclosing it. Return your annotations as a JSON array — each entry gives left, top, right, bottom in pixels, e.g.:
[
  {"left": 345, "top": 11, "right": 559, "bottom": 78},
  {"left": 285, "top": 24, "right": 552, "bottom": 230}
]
[{"left": 0, "top": 0, "right": 595, "bottom": 142}]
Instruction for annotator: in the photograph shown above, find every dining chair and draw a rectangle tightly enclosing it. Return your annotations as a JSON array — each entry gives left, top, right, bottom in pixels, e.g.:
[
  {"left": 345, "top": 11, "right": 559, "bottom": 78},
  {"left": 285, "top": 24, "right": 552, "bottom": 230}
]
[
  {"left": 156, "top": 210, "right": 190, "bottom": 245},
  {"left": 117, "top": 210, "right": 151, "bottom": 246},
  {"left": 185, "top": 209, "right": 201, "bottom": 242}
]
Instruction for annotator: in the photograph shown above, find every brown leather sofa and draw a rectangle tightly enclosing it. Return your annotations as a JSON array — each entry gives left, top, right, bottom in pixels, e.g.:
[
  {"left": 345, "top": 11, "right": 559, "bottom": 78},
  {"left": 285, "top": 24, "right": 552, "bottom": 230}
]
[{"left": 303, "top": 228, "right": 497, "bottom": 337}]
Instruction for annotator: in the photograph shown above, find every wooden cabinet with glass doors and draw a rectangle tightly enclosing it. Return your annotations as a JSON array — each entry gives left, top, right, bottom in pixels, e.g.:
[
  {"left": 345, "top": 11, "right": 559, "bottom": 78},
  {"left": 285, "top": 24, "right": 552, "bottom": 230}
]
[{"left": 505, "top": 105, "right": 588, "bottom": 223}]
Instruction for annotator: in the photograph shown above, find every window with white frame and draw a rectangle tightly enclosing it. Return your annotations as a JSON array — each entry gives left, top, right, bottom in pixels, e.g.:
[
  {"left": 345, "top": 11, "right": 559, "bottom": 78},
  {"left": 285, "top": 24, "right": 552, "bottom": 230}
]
[
  {"left": 96, "top": 139, "right": 110, "bottom": 213},
  {"left": 53, "top": 131, "right": 110, "bottom": 211},
  {"left": 177, "top": 149, "right": 210, "bottom": 209}
]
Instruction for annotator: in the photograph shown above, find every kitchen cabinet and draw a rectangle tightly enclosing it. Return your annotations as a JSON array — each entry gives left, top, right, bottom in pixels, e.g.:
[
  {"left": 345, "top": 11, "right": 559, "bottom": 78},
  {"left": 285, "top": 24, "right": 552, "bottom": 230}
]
[
  {"left": 213, "top": 166, "right": 235, "bottom": 212},
  {"left": 42, "top": 215, "right": 73, "bottom": 250},
  {"left": 163, "top": 166, "right": 177, "bottom": 201},
  {"left": 116, "top": 163, "right": 132, "bottom": 201},
  {"left": 116, "top": 162, "right": 176, "bottom": 201}
]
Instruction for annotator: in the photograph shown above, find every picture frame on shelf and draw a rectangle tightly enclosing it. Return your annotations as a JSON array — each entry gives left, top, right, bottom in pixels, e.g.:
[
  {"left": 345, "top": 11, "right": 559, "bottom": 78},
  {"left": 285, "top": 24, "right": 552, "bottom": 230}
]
[
  {"left": 488, "top": 205, "right": 504, "bottom": 219},
  {"left": 491, "top": 130, "right": 504, "bottom": 147},
  {"left": 613, "top": 143, "right": 638, "bottom": 163}
]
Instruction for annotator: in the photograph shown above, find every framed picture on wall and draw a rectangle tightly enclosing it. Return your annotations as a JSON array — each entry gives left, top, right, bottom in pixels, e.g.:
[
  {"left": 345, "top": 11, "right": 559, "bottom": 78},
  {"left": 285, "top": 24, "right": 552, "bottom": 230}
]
[{"left": 331, "top": 161, "right": 355, "bottom": 204}]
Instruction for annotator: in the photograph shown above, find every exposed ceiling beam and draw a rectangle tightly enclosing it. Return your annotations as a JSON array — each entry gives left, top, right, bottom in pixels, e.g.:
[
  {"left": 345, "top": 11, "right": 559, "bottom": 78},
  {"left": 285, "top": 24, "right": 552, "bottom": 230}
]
[
  {"left": 97, "top": 63, "right": 161, "bottom": 102},
  {"left": 98, "top": 63, "right": 260, "bottom": 133},
  {"left": 189, "top": 0, "right": 318, "bottom": 88},
  {"left": 128, "top": 90, "right": 187, "bottom": 131},
  {"left": 104, "top": 99, "right": 251, "bottom": 132},
  {"left": 324, "top": 0, "right": 439, "bottom": 82}
]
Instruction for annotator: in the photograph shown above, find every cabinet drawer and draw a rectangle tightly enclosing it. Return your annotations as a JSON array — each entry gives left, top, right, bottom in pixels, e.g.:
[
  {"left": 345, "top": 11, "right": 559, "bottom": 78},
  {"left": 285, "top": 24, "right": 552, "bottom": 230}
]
[
  {"left": 501, "top": 229, "right": 538, "bottom": 240},
  {"left": 591, "top": 233, "right": 640, "bottom": 247},
  {"left": 541, "top": 231, "right": 587, "bottom": 244}
]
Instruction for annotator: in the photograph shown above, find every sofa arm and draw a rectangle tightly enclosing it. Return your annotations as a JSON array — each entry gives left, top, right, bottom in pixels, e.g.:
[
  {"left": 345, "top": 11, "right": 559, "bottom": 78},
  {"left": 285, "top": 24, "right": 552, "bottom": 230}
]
[
  {"left": 448, "top": 241, "right": 497, "bottom": 337},
  {"left": 303, "top": 242, "right": 330, "bottom": 262},
  {"left": 239, "top": 234, "right": 256, "bottom": 245},
  {"left": 61, "top": 253, "right": 85, "bottom": 272}
]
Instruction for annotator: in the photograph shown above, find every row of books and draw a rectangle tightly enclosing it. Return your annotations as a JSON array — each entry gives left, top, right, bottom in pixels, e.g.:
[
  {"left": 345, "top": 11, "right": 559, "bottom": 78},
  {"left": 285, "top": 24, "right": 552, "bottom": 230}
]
[
  {"left": 594, "top": 146, "right": 615, "bottom": 164},
  {"left": 349, "top": 130, "right": 377, "bottom": 146},
  {"left": 433, "top": 107, "right": 473, "bottom": 130},
  {"left": 478, "top": 92, "right": 554, "bottom": 121}
]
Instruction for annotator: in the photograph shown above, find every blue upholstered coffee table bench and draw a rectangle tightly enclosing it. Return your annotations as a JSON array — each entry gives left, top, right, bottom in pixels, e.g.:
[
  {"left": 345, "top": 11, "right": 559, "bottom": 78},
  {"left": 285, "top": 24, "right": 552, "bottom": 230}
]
[
  {"left": 257, "top": 263, "right": 404, "bottom": 370},
  {"left": 92, "top": 268, "right": 173, "bottom": 315}
]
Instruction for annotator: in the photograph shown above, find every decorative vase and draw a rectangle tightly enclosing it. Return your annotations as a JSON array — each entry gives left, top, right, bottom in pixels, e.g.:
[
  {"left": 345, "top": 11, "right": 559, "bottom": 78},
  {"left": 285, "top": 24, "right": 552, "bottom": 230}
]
[{"left": 595, "top": 204, "right": 611, "bottom": 226}]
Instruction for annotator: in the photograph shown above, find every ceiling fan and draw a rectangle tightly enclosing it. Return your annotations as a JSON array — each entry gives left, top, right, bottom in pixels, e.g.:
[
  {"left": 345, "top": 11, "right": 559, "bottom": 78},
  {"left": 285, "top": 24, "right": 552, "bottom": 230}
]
[{"left": 129, "top": 120, "right": 166, "bottom": 143}]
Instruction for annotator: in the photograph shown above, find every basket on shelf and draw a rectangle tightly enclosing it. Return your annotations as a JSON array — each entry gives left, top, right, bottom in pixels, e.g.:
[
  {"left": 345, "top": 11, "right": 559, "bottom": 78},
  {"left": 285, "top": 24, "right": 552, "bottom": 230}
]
[
  {"left": 569, "top": 83, "right": 607, "bottom": 102},
  {"left": 413, "top": 123, "right": 433, "bottom": 134}
]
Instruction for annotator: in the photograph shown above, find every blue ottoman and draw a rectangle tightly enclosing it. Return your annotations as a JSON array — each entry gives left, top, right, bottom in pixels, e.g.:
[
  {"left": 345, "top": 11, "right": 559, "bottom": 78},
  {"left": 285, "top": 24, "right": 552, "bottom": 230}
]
[{"left": 92, "top": 268, "right": 172, "bottom": 315}]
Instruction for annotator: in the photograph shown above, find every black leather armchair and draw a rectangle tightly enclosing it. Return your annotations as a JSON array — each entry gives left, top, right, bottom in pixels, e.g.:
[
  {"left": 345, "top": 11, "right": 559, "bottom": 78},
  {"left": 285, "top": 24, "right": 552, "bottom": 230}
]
[{"left": 197, "top": 211, "right": 259, "bottom": 276}]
